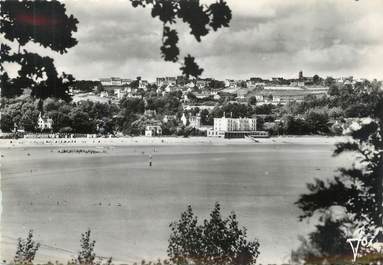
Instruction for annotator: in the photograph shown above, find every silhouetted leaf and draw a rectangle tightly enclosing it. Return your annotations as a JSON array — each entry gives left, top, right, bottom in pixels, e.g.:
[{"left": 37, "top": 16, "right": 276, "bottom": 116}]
[
  {"left": 208, "top": 0, "right": 232, "bottom": 31},
  {"left": 161, "top": 26, "right": 179, "bottom": 62},
  {"left": 1, "top": 1, "right": 78, "bottom": 54},
  {"left": 180, "top": 55, "right": 203, "bottom": 79}
]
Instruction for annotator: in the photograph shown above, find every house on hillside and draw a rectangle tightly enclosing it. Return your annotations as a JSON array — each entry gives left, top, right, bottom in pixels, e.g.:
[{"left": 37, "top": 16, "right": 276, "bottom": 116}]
[
  {"left": 114, "top": 88, "right": 126, "bottom": 99},
  {"left": 236, "top": 89, "right": 248, "bottom": 102},
  {"left": 189, "top": 115, "right": 201, "bottom": 128},
  {"left": 38, "top": 112, "right": 53, "bottom": 131},
  {"left": 144, "top": 109, "right": 157, "bottom": 117},
  {"left": 163, "top": 115, "right": 176, "bottom": 123},
  {"left": 164, "top": 84, "right": 178, "bottom": 93},
  {"left": 194, "top": 92, "right": 210, "bottom": 99},
  {"left": 100, "top": 91, "right": 109, "bottom": 98},
  {"left": 213, "top": 94, "right": 221, "bottom": 100},
  {"left": 225, "top": 79, "right": 237, "bottom": 88},
  {"left": 145, "top": 125, "right": 162, "bottom": 137},
  {"left": 196, "top": 79, "right": 209, "bottom": 89},
  {"left": 157, "top": 77, "right": 176, "bottom": 87},
  {"left": 181, "top": 113, "right": 201, "bottom": 128},
  {"left": 139, "top": 80, "right": 149, "bottom": 90}
]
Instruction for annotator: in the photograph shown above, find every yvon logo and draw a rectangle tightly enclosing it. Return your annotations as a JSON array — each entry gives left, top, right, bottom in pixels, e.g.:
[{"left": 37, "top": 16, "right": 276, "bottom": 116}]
[{"left": 347, "top": 230, "right": 383, "bottom": 262}]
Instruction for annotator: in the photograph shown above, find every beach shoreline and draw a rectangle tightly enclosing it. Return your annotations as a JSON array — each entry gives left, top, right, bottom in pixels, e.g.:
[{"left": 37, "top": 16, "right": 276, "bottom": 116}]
[
  {"left": 0, "top": 137, "right": 351, "bottom": 265},
  {"left": 0, "top": 135, "right": 349, "bottom": 148}
]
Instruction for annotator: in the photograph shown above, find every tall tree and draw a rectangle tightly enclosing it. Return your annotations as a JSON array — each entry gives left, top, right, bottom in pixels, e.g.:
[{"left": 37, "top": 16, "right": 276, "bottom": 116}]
[
  {"left": 75, "top": 229, "right": 113, "bottom": 265},
  {"left": 0, "top": 1, "right": 78, "bottom": 100},
  {"left": 14, "top": 230, "right": 40, "bottom": 265},
  {"left": 77, "top": 229, "right": 96, "bottom": 265},
  {"left": 313, "top": 74, "right": 321, "bottom": 85},
  {"left": 129, "top": 0, "right": 231, "bottom": 79}
]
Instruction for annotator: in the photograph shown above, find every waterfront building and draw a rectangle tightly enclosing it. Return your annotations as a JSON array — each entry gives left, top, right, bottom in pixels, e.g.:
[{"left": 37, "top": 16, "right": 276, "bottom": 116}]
[
  {"left": 181, "top": 113, "right": 201, "bottom": 128},
  {"left": 38, "top": 112, "right": 53, "bottom": 131},
  {"left": 208, "top": 116, "right": 257, "bottom": 138},
  {"left": 181, "top": 113, "right": 188, "bottom": 126},
  {"left": 189, "top": 115, "right": 201, "bottom": 128},
  {"left": 145, "top": 125, "right": 162, "bottom": 137}
]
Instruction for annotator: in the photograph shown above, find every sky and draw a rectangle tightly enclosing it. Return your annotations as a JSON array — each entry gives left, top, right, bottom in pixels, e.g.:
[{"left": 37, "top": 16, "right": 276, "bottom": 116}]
[{"left": 5, "top": 0, "right": 383, "bottom": 81}]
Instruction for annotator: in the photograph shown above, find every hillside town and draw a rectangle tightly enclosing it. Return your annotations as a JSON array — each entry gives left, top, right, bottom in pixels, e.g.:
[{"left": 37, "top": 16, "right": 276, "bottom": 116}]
[
  {"left": 88, "top": 71, "right": 332, "bottom": 104},
  {"left": 1, "top": 71, "right": 382, "bottom": 139}
]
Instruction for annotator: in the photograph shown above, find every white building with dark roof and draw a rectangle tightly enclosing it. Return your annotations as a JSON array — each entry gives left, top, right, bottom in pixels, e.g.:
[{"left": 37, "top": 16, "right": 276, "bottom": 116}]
[
  {"left": 145, "top": 125, "right": 162, "bottom": 137},
  {"left": 208, "top": 116, "right": 257, "bottom": 138},
  {"left": 38, "top": 112, "right": 53, "bottom": 131}
]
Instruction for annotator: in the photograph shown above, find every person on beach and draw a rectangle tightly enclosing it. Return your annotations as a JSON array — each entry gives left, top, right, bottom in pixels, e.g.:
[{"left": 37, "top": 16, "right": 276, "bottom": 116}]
[{"left": 149, "top": 153, "right": 152, "bottom": 167}]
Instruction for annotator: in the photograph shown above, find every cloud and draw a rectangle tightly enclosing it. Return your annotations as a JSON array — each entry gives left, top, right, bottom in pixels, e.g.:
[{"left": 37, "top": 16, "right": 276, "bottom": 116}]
[
  {"left": 179, "top": 0, "right": 383, "bottom": 79},
  {"left": 4, "top": 0, "right": 383, "bottom": 80}
]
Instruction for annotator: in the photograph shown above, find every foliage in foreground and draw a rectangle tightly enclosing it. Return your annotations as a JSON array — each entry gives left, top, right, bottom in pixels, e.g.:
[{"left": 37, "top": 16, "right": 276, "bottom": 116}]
[
  {"left": 11, "top": 229, "right": 112, "bottom": 265},
  {"left": 168, "top": 202, "right": 260, "bottom": 265},
  {"left": 14, "top": 230, "right": 40, "bottom": 265},
  {"left": 293, "top": 91, "right": 383, "bottom": 263},
  {"left": 1, "top": 1, "right": 78, "bottom": 100}
]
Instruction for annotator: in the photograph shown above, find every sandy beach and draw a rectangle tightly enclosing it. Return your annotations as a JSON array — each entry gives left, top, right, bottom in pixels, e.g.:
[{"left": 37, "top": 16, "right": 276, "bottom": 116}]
[
  {"left": 0, "top": 135, "right": 349, "bottom": 148},
  {"left": 1, "top": 140, "right": 353, "bottom": 264}
]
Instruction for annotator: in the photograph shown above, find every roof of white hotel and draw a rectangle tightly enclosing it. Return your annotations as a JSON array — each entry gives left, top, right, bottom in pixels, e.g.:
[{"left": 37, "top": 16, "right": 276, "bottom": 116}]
[{"left": 263, "top": 86, "right": 303, "bottom": 90}]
